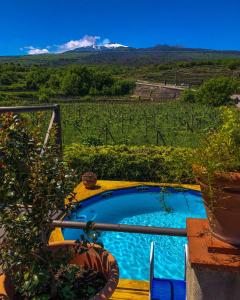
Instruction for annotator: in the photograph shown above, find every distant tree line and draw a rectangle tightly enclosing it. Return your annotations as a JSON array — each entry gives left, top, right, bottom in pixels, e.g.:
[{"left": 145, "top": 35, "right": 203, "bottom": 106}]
[
  {"left": 157, "top": 59, "right": 240, "bottom": 71},
  {"left": 0, "top": 63, "right": 135, "bottom": 101},
  {"left": 1, "top": 58, "right": 240, "bottom": 103}
]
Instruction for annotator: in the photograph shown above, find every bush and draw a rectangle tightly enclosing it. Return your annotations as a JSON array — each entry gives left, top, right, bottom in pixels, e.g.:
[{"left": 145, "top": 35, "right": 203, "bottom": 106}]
[
  {"left": 180, "top": 89, "right": 196, "bottom": 103},
  {"left": 196, "top": 77, "right": 239, "bottom": 106},
  {"left": 0, "top": 92, "right": 11, "bottom": 102},
  {"left": 38, "top": 87, "right": 56, "bottom": 102},
  {"left": 64, "top": 144, "right": 193, "bottom": 183}
]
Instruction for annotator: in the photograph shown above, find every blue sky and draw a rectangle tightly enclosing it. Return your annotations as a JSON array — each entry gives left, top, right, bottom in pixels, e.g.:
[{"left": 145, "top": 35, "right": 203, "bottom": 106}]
[{"left": 0, "top": 0, "right": 239, "bottom": 56}]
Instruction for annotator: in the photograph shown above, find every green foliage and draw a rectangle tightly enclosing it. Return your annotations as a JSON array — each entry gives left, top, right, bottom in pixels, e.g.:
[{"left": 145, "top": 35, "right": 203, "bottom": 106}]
[
  {"left": 81, "top": 136, "right": 104, "bottom": 146},
  {"left": 61, "top": 66, "right": 91, "bottom": 96},
  {"left": 26, "top": 66, "right": 51, "bottom": 90},
  {"left": 55, "top": 264, "right": 106, "bottom": 300},
  {"left": 64, "top": 144, "right": 193, "bottom": 183},
  {"left": 194, "top": 107, "right": 240, "bottom": 174},
  {"left": 0, "top": 92, "right": 11, "bottom": 102},
  {"left": 60, "top": 102, "right": 220, "bottom": 147},
  {"left": 0, "top": 71, "right": 19, "bottom": 85},
  {"left": 196, "top": 77, "right": 239, "bottom": 106},
  {"left": 180, "top": 89, "right": 196, "bottom": 103},
  {"left": 1, "top": 58, "right": 240, "bottom": 102},
  {"left": 60, "top": 65, "right": 134, "bottom": 97},
  {"left": 38, "top": 86, "right": 56, "bottom": 102},
  {"left": 0, "top": 113, "right": 91, "bottom": 299}
]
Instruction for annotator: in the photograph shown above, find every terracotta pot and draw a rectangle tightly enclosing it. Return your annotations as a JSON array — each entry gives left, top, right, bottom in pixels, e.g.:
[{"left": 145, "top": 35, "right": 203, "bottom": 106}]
[
  {"left": 0, "top": 241, "right": 119, "bottom": 300},
  {"left": 193, "top": 164, "right": 240, "bottom": 245},
  {"left": 82, "top": 172, "right": 97, "bottom": 189}
]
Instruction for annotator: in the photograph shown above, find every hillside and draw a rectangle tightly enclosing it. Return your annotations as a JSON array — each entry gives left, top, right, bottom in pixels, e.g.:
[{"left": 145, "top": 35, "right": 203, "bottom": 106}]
[{"left": 1, "top": 45, "right": 240, "bottom": 66}]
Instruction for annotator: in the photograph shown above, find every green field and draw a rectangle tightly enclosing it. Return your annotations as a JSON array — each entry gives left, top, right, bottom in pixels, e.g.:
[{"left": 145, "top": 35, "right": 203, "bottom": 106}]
[{"left": 58, "top": 101, "right": 220, "bottom": 147}]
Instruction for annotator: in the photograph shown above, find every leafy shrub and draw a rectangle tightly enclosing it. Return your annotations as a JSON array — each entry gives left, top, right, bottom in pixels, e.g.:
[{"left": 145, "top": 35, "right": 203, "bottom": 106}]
[
  {"left": 196, "top": 77, "right": 239, "bottom": 106},
  {"left": 64, "top": 144, "right": 193, "bottom": 183},
  {"left": 180, "top": 89, "right": 196, "bottom": 103},
  {"left": 38, "top": 86, "right": 56, "bottom": 102},
  {"left": 194, "top": 107, "right": 240, "bottom": 173},
  {"left": 0, "top": 113, "right": 80, "bottom": 299},
  {"left": 0, "top": 92, "right": 11, "bottom": 102}
]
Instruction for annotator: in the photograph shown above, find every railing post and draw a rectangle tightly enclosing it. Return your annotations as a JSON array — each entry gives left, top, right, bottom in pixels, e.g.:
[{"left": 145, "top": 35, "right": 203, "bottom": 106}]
[{"left": 53, "top": 105, "right": 62, "bottom": 154}]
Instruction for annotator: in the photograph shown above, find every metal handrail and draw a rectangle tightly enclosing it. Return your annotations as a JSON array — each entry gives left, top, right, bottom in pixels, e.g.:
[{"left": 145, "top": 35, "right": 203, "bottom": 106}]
[
  {"left": 52, "top": 220, "right": 187, "bottom": 237},
  {"left": 0, "top": 104, "right": 62, "bottom": 153}
]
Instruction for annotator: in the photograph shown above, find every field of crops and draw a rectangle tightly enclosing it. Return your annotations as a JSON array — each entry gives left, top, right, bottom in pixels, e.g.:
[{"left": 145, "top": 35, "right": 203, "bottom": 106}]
[{"left": 58, "top": 101, "right": 220, "bottom": 147}]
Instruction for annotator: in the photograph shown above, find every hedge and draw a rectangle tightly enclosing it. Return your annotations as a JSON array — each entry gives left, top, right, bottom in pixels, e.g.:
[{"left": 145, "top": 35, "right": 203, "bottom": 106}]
[{"left": 64, "top": 144, "right": 194, "bottom": 183}]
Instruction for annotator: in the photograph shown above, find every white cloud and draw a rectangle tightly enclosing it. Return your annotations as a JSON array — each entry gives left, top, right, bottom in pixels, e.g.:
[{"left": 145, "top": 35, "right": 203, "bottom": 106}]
[
  {"left": 28, "top": 48, "right": 49, "bottom": 55},
  {"left": 23, "top": 46, "right": 49, "bottom": 55},
  {"left": 57, "top": 35, "right": 100, "bottom": 52}
]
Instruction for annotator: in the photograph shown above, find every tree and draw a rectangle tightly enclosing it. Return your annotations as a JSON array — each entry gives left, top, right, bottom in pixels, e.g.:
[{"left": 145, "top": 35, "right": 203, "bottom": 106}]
[
  {"left": 196, "top": 77, "right": 239, "bottom": 106},
  {"left": 26, "top": 67, "right": 51, "bottom": 90},
  {"left": 61, "top": 67, "right": 92, "bottom": 96},
  {"left": 61, "top": 73, "right": 86, "bottom": 96}
]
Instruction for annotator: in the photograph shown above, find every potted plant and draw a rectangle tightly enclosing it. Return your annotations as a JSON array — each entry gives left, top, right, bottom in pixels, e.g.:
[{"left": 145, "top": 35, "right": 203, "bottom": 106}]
[
  {"left": 0, "top": 113, "right": 119, "bottom": 299},
  {"left": 192, "top": 107, "right": 240, "bottom": 245},
  {"left": 82, "top": 172, "right": 98, "bottom": 189}
]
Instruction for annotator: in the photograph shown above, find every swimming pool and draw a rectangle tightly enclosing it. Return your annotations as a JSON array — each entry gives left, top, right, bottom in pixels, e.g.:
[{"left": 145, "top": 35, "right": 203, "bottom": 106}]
[{"left": 62, "top": 186, "right": 206, "bottom": 280}]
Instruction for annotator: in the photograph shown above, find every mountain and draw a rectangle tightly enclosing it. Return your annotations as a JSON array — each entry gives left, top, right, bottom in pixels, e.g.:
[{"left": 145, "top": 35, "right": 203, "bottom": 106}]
[
  {"left": 67, "top": 42, "right": 129, "bottom": 53},
  {"left": 1, "top": 44, "right": 240, "bottom": 66}
]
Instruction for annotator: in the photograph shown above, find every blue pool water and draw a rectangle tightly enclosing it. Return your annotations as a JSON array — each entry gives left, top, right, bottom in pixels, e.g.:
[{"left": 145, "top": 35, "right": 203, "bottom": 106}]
[{"left": 63, "top": 186, "right": 206, "bottom": 280}]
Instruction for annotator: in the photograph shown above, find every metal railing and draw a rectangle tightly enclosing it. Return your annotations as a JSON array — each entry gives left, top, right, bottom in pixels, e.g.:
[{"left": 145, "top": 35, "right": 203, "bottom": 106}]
[
  {"left": 52, "top": 220, "right": 187, "bottom": 237},
  {"left": 0, "top": 104, "right": 62, "bottom": 154}
]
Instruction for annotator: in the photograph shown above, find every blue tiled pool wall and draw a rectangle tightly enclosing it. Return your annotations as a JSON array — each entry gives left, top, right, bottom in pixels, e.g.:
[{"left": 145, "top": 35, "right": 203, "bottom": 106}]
[{"left": 65, "top": 186, "right": 202, "bottom": 221}]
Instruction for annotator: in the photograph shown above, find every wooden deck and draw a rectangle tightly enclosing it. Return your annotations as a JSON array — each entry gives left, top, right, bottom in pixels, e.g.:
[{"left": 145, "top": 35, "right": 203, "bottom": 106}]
[{"left": 110, "top": 279, "right": 149, "bottom": 300}]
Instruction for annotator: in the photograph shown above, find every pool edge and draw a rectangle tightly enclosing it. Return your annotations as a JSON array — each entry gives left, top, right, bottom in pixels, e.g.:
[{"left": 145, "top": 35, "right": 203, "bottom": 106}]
[{"left": 50, "top": 180, "right": 200, "bottom": 243}]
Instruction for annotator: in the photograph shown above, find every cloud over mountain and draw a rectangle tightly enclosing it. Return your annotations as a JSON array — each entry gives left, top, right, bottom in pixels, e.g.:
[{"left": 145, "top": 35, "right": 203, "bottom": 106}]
[
  {"left": 57, "top": 35, "right": 100, "bottom": 52},
  {"left": 22, "top": 35, "right": 128, "bottom": 55}
]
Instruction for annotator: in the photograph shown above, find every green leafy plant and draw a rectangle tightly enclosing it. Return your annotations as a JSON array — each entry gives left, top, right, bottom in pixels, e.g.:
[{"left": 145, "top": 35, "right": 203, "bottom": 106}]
[
  {"left": 0, "top": 113, "right": 105, "bottom": 299},
  {"left": 190, "top": 107, "right": 240, "bottom": 209},
  {"left": 194, "top": 107, "right": 240, "bottom": 176},
  {"left": 196, "top": 77, "right": 239, "bottom": 106},
  {"left": 180, "top": 89, "right": 196, "bottom": 103},
  {"left": 64, "top": 144, "right": 193, "bottom": 183}
]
